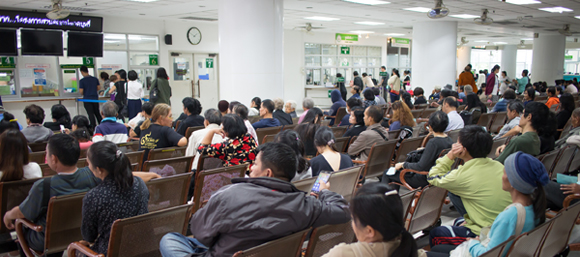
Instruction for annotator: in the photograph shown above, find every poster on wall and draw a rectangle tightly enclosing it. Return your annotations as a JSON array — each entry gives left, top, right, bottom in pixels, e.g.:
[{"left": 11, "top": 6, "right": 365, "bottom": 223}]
[{"left": 33, "top": 68, "right": 46, "bottom": 86}]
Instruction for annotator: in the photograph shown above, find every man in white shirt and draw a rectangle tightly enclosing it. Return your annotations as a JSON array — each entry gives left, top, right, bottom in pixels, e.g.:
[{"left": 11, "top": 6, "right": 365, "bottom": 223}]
[
  {"left": 494, "top": 101, "right": 523, "bottom": 139},
  {"left": 442, "top": 96, "right": 464, "bottom": 132},
  {"left": 185, "top": 108, "right": 223, "bottom": 169}
]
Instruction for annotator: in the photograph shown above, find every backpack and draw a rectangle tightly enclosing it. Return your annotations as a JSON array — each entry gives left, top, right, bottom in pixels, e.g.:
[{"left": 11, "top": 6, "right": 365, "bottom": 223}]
[{"left": 150, "top": 79, "right": 160, "bottom": 103}]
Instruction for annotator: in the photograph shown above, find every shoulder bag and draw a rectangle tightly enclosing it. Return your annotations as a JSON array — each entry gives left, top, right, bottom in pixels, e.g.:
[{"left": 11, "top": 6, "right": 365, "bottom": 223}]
[{"left": 150, "top": 79, "right": 160, "bottom": 103}]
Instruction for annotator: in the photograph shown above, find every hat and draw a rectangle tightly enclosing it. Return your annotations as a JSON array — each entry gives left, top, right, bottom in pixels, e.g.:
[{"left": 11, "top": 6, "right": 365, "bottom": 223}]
[
  {"left": 504, "top": 152, "right": 549, "bottom": 195},
  {"left": 445, "top": 84, "right": 453, "bottom": 90}
]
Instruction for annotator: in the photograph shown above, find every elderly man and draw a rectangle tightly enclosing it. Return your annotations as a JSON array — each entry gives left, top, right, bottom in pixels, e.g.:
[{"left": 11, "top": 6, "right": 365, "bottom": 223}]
[
  {"left": 285, "top": 100, "right": 297, "bottom": 118},
  {"left": 298, "top": 97, "right": 314, "bottom": 124},
  {"left": 92, "top": 101, "right": 128, "bottom": 143}
]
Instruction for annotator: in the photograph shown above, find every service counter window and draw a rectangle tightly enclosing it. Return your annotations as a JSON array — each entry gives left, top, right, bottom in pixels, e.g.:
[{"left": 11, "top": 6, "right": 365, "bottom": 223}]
[
  {"left": 0, "top": 70, "right": 16, "bottom": 96},
  {"left": 104, "top": 34, "right": 128, "bottom": 51},
  {"left": 17, "top": 56, "right": 60, "bottom": 97}
]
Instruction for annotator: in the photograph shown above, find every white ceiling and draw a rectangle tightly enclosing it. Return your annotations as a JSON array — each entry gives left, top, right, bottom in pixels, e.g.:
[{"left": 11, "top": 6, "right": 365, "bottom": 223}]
[{"left": 2, "top": 0, "right": 580, "bottom": 46}]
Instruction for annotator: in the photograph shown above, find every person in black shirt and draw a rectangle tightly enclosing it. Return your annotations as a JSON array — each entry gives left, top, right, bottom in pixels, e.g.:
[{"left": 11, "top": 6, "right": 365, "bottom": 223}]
[
  {"left": 310, "top": 126, "right": 353, "bottom": 176},
  {"left": 413, "top": 87, "right": 427, "bottom": 105},
  {"left": 108, "top": 70, "right": 127, "bottom": 121},
  {"left": 353, "top": 71, "right": 364, "bottom": 90},
  {"left": 176, "top": 97, "right": 204, "bottom": 136},
  {"left": 342, "top": 106, "right": 366, "bottom": 138},
  {"left": 138, "top": 104, "right": 187, "bottom": 163},
  {"left": 272, "top": 98, "right": 293, "bottom": 125}
]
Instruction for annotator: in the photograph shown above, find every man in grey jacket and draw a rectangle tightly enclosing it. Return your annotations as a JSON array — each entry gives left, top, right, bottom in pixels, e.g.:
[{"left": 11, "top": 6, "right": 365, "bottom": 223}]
[{"left": 159, "top": 143, "right": 350, "bottom": 257}]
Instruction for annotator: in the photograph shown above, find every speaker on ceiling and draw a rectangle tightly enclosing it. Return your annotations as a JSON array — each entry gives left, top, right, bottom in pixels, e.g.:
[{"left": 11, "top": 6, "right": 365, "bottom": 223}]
[{"left": 165, "top": 34, "right": 173, "bottom": 45}]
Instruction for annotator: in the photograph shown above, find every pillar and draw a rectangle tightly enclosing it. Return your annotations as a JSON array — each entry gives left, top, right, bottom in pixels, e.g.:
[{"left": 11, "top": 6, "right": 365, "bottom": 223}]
[
  {"left": 501, "top": 45, "right": 517, "bottom": 80},
  {"left": 457, "top": 46, "right": 471, "bottom": 78},
  {"left": 218, "top": 0, "right": 284, "bottom": 104},
  {"left": 411, "top": 21, "right": 457, "bottom": 94},
  {"left": 531, "top": 34, "right": 566, "bottom": 83}
]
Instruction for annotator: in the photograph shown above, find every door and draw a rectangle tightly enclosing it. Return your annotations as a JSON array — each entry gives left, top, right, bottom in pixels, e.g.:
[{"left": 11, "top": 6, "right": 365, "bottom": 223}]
[
  {"left": 170, "top": 54, "right": 194, "bottom": 117},
  {"left": 193, "top": 54, "right": 219, "bottom": 113}
]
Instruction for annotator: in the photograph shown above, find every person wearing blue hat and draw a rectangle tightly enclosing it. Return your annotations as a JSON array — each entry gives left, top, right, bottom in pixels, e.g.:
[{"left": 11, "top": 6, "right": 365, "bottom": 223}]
[{"left": 427, "top": 151, "right": 549, "bottom": 257}]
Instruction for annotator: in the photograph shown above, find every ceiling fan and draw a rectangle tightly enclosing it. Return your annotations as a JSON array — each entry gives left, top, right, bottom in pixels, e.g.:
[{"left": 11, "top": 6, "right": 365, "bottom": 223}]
[
  {"left": 558, "top": 24, "right": 580, "bottom": 36},
  {"left": 427, "top": 0, "right": 449, "bottom": 19},
  {"left": 294, "top": 23, "right": 324, "bottom": 33},
  {"left": 457, "top": 37, "right": 469, "bottom": 48},
  {"left": 474, "top": 9, "right": 493, "bottom": 25},
  {"left": 46, "top": 0, "right": 70, "bottom": 20},
  {"left": 518, "top": 40, "right": 526, "bottom": 49}
]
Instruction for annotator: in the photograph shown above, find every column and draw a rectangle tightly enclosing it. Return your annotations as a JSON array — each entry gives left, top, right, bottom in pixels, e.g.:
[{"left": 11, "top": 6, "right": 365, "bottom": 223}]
[
  {"left": 531, "top": 34, "right": 566, "bottom": 83},
  {"left": 457, "top": 46, "right": 471, "bottom": 78},
  {"left": 501, "top": 45, "right": 517, "bottom": 80},
  {"left": 218, "top": 0, "right": 284, "bottom": 104},
  {"left": 411, "top": 21, "right": 457, "bottom": 94}
]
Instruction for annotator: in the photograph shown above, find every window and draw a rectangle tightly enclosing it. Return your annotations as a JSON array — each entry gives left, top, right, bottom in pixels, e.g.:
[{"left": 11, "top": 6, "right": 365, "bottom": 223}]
[
  {"left": 386, "top": 41, "right": 411, "bottom": 80},
  {"left": 470, "top": 49, "right": 502, "bottom": 74},
  {"left": 564, "top": 50, "right": 579, "bottom": 75},
  {"left": 516, "top": 49, "right": 533, "bottom": 76}
]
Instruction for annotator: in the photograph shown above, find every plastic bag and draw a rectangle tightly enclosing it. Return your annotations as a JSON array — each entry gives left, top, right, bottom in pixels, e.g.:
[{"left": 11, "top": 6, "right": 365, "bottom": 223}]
[{"left": 449, "top": 241, "right": 471, "bottom": 257}]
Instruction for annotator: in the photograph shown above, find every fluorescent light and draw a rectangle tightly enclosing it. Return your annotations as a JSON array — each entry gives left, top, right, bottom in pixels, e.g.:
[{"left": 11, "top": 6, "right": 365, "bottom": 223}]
[
  {"left": 304, "top": 16, "right": 340, "bottom": 21},
  {"left": 349, "top": 30, "right": 375, "bottom": 34},
  {"left": 521, "top": 38, "right": 534, "bottom": 40},
  {"left": 104, "top": 34, "right": 126, "bottom": 40},
  {"left": 342, "top": 0, "right": 390, "bottom": 5},
  {"left": 385, "top": 33, "right": 405, "bottom": 36},
  {"left": 494, "top": 42, "right": 508, "bottom": 45},
  {"left": 575, "top": 16, "right": 580, "bottom": 19},
  {"left": 449, "top": 14, "right": 480, "bottom": 19},
  {"left": 538, "top": 6, "right": 573, "bottom": 13},
  {"left": 354, "top": 21, "right": 385, "bottom": 25},
  {"left": 403, "top": 7, "right": 431, "bottom": 13},
  {"left": 503, "top": 0, "right": 541, "bottom": 4},
  {"left": 124, "top": 0, "right": 159, "bottom": 2},
  {"left": 474, "top": 40, "right": 489, "bottom": 43}
]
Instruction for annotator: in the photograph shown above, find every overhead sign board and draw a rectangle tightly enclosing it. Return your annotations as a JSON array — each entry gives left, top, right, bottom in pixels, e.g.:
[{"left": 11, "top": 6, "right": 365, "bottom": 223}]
[
  {"left": 391, "top": 37, "right": 410, "bottom": 48},
  {"left": 335, "top": 33, "right": 358, "bottom": 43},
  {"left": 0, "top": 10, "right": 103, "bottom": 32}
]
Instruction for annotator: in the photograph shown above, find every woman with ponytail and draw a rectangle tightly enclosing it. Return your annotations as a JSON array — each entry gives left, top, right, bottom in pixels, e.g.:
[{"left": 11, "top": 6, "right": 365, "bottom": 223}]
[
  {"left": 322, "top": 182, "right": 419, "bottom": 257},
  {"left": 427, "top": 152, "right": 548, "bottom": 256},
  {"left": 273, "top": 130, "right": 312, "bottom": 181},
  {"left": 309, "top": 126, "right": 353, "bottom": 177},
  {"left": 81, "top": 141, "right": 150, "bottom": 255}
]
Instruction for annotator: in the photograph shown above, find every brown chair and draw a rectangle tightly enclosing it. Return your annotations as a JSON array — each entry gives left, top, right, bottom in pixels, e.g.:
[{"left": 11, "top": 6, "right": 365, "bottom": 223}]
[
  {"left": 248, "top": 115, "right": 261, "bottom": 124},
  {"left": 292, "top": 117, "right": 299, "bottom": 125},
  {"left": 29, "top": 142, "right": 47, "bottom": 152},
  {"left": 67, "top": 204, "right": 192, "bottom": 257},
  {"left": 505, "top": 218, "right": 554, "bottom": 256},
  {"left": 125, "top": 151, "right": 145, "bottom": 171},
  {"left": 334, "top": 107, "right": 347, "bottom": 126},
  {"left": 559, "top": 118, "right": 574, "bottom": 140},
  {"left": 79, "top": 148, "right": 88, "bottom": 159},
  {"left": 550, "top": 145, "right": 576, "bottom": 180},
  {"left": 39, "top": 163, "right": 57, "bottom": 177},
  {"left": 232, "top": 229, "right": 310, "bottom": 257},
  {"left": 392, "top": 149, "right": 451, "bottom": 191},
  {"left": 411, "top": 109, "right": 423, "bottom": 119},
  {"left": 282, "top": 124, "right": 298, "bottom": 131},
  {"left": 304, "top": 223, "right": 355, "bottom": 257},
  {"left": 488, "top": 137, "right": 509, "bottom": 159},
  {"left": 478, "top": 236, "right": 515, "bottom": 257},
  {"left": 400, "top": 188, "right": 419, "bottom": 220},
  {"left": 567, "top": 147, "right": 580, "bottom": 173},
  {"left": 196, "top": 155, "right": 224, "bottom": 172},
  {"left": 147, "top": 146, "right": 187, "bottom": 161},
  {"left": 415, "top": 104, "right": 428, "bottom": 110},
  {"left": 537, "top": 202, "right": 580, "bottom": 257},
  {"left": 191, "top": 165, "right": 248, "bottom": 214},
  {"left": 16, "top": 193, "right": 86, "bottom": 257},
  {"left": 406, "top": 186, "right": 447, "bottom": 234},
  {"left": 458, "top": 104, "right": 466, "bottom": 111},
  {"left": 330, "top": 126, "right": 347, "bottom": 139},
  {"left": 174, "top": 120, "right": 181, "bottom": 132},
  {"left": 262, "top": 134, "right": 276, "bottom": 144},
  {"left": 142, "top": 156, "right": 194, "bottom": 175},
  {"left": 77, "top": 158, "right": 87, "bottom": 168},
  {"left": 147, "top": 173, "right": 193, "bottom": 212},
  {"left": 477, "top": 113, "right": 495, "bottom": 131},
  {"left": 185, "top": 126, "right": 204, "bottom": 141},
  {"left": 328, "top": 166, "right": 364, "bottom": 202},
  {"left": 334, "top": 137, "right": 350, "bottom": 153},
  {"left": 0, "top": 178, "right": 42, "bottom": 234},
  {"left": 420, "top": 109, "right": 436, "bottom": 119},
  {"left": 387, "top": 129, "right": 400, "bottom": 140},
  {"left": 345, "top": 136, "right": 357, "bottom": 153},
  {"left": 393, "top": 137, "right": 425, "bottom": 163},
  {"left": 489, "top": 112, "right": 508, "bottom": 134},
  {"left": 116, "top": 141, "right": 140, "bottom": 153},
  {"left": 540, "top": 148, "right": 563, "bottom": 176},
  {"left": 256, "top": 126, "right": 283, "bottom": 145},
  {"left": 292, "top": 177, "right": 318, "bottom": 192},
  {"left": 357, "top": 141, "right": 397, "bottom": 180},
  {"left": 447, "top": 129, "right": 461, "bottom": 143},
  {"left": 28, "top": 151, "right": 46, "bottom": 164},
  {"left": 550, "top": 103, "right": 560, "bottom": 112}
]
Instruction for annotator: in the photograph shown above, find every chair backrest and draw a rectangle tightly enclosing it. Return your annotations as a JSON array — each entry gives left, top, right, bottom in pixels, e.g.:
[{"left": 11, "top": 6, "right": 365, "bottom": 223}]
[
  {"left": 256, "top": 126, "right": 283, "bottom": 144},
  {"left": 142, "top": 156, "right": 194, "bottom": 175},
  {"left": 304, "top": 223, "right": 355, "bottom": 257},
  {"left": 551, "top": 145, "right": 576, "bottom": 179},
  {"left": 192, "top": 164, "right": 247, "bottom": 214},
  {"left": 147, "top": 146, "right": 187, "bottom": 161},
  {"left": 79, "top": 148, "right": 88, "bottom": 159},
  {"left": 537, "top": 202, "right": 580, "bottom": 257},
  {"left": 282, "top": 124, "right": 298, "bottom": 131},
  {"left": 559, "top": 118, "right": 574, "bottom": 140},
  {"left": 506, "top": 218, "right": 553, "bottom": 257},
  {"left": 388, "top": 130, "right": 400, "bottom": 140},
  {"left": 568, "top": 147, "right": 580, "bottom": 173},
  {"left": 0, "top": 178, "right": 42, "bottom": 233},
  {"left": 477, "top": 113, "right": 495, "bottom": 131},
  {"left": 146, "top": 173, "right": 193, "bottom": 212},
  {"left": 321, "top": 120, "right": 331, "bottom": 127},
  {"left": 328, "top": 166, "right": 364, "bottom": 202},
  {"left": 331, "top": 126, "right": 347, "bottom": 138},
  {"left": 394, "top": 137, "right": 425, "bottom": 163},
  {"left": 116, "top": 141, "right": 140, "bottom": 153},
  {"left": 489, "top": 112, "right": 508, "bottom": 134},
  {"left": 76, "top": 158, "right": 87, "bottom": 168},
  {"left": 420, "top": 109, "right": 436, "bottom": 119},
  {"left": 248, "top": 115, "right": 261, "bottom": 124},
  {"left": 125, "top": 151, "right": 145, "bottom": 171},
  {"left": 411, "top": 109, "right": 423, "bottom": 119},
  {"left": 447, "top": 129, "right": 461, "bottom": 143},
  {"left": 334, "top": 107, "right": 348, "bottom": 126},
  {"left": 541, "top": 148, "right": 562, "bottom": 176},
  {"left": 550, "top": 103, "right": 560, "bottom": 112},
  {"left": 232, "top": 229, "right": 310, "bottom": 257},
  {"left": 29, "top": 151, "right": 46, "bottom": 164},
  {"left": 488, "top": 137, "right": 509, "bottom": 159},
  {"left": 479, "top": 236, "right": 515, "bottom": 257},
  {"left": 292, "top": 117, "right": 299, "bottom": 125},
  {"left": 196, "top": 155, "right": 224, "bottom": 172},
  {"left": 29, "top": 141, "right": 47, "bottom": 152},
  {"left": 262, "top": 134, "right": 276, "bottom": 144},
  {"left": 407, "top": 186, "right": 448, "bottom": 234},
  {"left": 292, "top": 177, "right": 318, "bottom": 192},
  {"left": 415, "top": 104, "right": 428, "bottom": 110},
  {"left": 106, "top": 204, "right": 192, "bottom": 257},
  {"left": 400, "top": 189, "right": 419, "bottom": 220},
  {"left": 39, "top": 163, "right": 57, "bottom": 177},
  {"left": 185, "top": 126, "right": 204, "bottom": 141},
  {"left": 44, "top": 193, "right": 86, "bottom": 254},
  {"left": 363, "top": 141, "right": 397, "bottom": 179},
  {"left": 174, "top": 120, "right": 181, "bottom": 132},
  {"left": 334, "top": 137, "right": 350, "bottom": 153}
]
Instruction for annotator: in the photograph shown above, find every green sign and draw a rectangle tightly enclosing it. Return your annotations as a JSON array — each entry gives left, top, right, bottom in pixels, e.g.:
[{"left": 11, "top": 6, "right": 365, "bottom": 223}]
[
  {"left": 565, "top": 55, "right": 574, "bottom": 60},
  {"left": 335, "top": 33, "right": 358, "bottom": 42},
  {"left": 379, "top": 72, "right": 389, "bottom": 77},
  {"left": 340, "top": 47, "right": 350, "bottom": 55},
  {"left": 328, "top": 90, "right": 332, "bottom": 98},
  {"left": 391, "top": 37, "right": 410, "bottom": 47},
  {"left": 63, "top": 70, "right": 76, "bottom": 74},
  {"left": 82, "top": 57, "right": 94, "bottom": 65},
  {"left": 149, "top": 54, "right": 159, "bottom": 66},
  {"left": 206, "top": 58, "right": 214, "bottom": 68},
  {"left": 337, "top": 77, "right": 345, "bottom": 83},
  {"left": 0, "top": 57, "right": 15, "bottom": 68},
  {"left": 60, "top": 64, "right": 94, "bottom": 69}
]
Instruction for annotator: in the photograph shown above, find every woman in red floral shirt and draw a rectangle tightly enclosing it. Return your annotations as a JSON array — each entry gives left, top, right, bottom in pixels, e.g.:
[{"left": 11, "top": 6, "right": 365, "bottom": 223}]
[{"left": 197, "top": 114, "right": 258, "bottom": 171}]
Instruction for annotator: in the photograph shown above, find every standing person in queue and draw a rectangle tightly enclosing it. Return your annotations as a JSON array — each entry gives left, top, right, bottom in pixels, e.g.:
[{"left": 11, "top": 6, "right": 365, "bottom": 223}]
[
  {"left": 388, "top": 69, "right": 401, "bottom": 103},
  {"left": 79, "top": 65, "right": 102, "bottom": 128},
  {"left": 127, "top": 70, "right": 144, "bottom": 120},
  {"left": 336, "top": 73, "right": 347, "bottom": 101},
  {"left": 151, "top": 67, "right": 172, "bottom": 106},
  {"left": 109, "top": 69, "right": 128, "bottom": 121}
]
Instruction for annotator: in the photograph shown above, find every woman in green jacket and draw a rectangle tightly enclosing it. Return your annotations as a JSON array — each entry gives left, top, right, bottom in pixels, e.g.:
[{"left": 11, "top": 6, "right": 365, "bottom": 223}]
[{"left": 152, "top": 67, "right": 172, "bottom": 106}]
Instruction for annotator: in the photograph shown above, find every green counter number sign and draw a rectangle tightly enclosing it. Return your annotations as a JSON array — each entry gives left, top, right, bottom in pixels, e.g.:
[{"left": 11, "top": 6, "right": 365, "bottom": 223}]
[
  {"left": 82, "top": 57, "right": 94, "bottom": 66},
  {"left": 63, "top": 70, "right": 76, "bottom": 74},
  {"left": 206, "top": 58, "right": 214, "bottom": 68},
  {"left": 340, "top": 47, "right": 350, "bottom": 55},
  {"left": 0, "top": 57, "right": 15, "bottom": 68},
  {"left": 149, "top": 55, "right": 159, "bottom": 66}
]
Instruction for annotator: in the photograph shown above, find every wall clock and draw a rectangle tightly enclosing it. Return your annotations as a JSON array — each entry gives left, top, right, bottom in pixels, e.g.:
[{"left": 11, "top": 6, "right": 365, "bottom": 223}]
[{"left": 187, "top": 27, "right": 202, "bottom": 45}]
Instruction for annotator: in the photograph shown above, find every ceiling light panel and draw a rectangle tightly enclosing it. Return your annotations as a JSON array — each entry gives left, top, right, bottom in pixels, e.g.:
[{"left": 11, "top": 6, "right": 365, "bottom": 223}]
[
  {"left": 354, "top": 21, "right": 385, "bottom": 25},
  {"left": 403, "top": 7, "right": 431, "bottom": 13},
  {"left": 385, "top": 33, "right": 405, "bottom": 36},
  {"left": 350, "top": 30, "right": 375, "bottom": 34},
  {"left": 494, "top": 42, "right": 508, "bottom": 44},
  {"left": 502, "top": 0, "right": 541, "bottom": 4},
  {"left": 538, "top": 7, "right": 573, "bottom": 13},
  {"left": 304, "top": 16, "right": 340, "bottom": 21},
  {"left": 449, "top": 14, "right": 480, "bottom": 19},
  {"left": 342, "top": 0, "right": 390, "bottom": 5},
  {"left": 123, "top": 0, "right": 159, "bottom": 2}
]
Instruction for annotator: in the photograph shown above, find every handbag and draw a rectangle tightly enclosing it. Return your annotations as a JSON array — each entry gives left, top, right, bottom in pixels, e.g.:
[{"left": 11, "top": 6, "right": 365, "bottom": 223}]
[
  {"left": 405, "top": 149, "right": 425, "bottom": 163},
  {"left": 120, "top": 82, "right": 129, "bottom": 118},
  {"left": 150, "top": 79, "right": 160, "bottom": 103}
]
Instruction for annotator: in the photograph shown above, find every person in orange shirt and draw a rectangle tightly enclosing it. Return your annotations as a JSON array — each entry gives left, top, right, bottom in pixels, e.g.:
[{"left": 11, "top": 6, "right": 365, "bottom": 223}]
[
  {"left": 458, "top": 64, "right": 478, "bottom": 94},
  {"left": 545, "top": 86, "right": 560, "bottom": 109}
]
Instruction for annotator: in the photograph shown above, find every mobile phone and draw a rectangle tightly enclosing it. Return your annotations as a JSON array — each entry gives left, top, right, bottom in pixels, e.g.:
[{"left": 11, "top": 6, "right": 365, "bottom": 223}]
[
  {"left": 311, "top": 171, "right": 332, "bottom": 194},
  {"left": 60, "top": 125, "right": 65, "bottom": 133}
]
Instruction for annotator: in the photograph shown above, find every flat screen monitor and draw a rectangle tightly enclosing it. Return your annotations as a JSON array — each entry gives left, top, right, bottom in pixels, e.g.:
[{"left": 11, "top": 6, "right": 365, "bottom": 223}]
[
  {"left": 0, "top": 29, "right": 17, "bottom": 56},
  {"left": 67, "top": 32, "right": 103, "bottom": 57},
  {"left": 20, "top": 29, "right": 63, "bottom": 56}
]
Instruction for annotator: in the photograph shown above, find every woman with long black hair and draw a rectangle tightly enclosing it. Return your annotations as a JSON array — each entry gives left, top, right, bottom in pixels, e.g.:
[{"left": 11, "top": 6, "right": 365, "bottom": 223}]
[
  {"left": 109, "top": 69, "right": 128, "bottom": 120},
  {"left": 151, "top": 67, "right": 172, "bottom": 106},
  {"left": 295, "top": 107, "right": 324, "bottom": 156}
]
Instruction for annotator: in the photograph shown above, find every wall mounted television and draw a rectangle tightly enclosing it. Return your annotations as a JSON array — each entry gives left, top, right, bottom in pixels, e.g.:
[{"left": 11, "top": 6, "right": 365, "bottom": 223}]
[
  {"left": 20, "top": 29, "right": 63, "bottom": 56},
  {"left": 67, "top": 32, "right": 103, "bottom": 57},
  {"left": 0, "top": 29, "right": 17, "bottom": 56}
]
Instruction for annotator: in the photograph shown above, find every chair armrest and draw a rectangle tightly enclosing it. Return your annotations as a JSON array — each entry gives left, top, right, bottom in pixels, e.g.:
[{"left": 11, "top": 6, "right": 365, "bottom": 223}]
[
  {"left": 564, "top": 194, "right": 580, "bottom": 208},
  {"left": 399, "top": 169, "right": 429, "bottom": 191},
  {"left": 352, "top": 160, "right": 366, "bottom": 165},
  {"left": 15, "top": 218, "right": 43, "bottom": 257},
  {"left": 15, "top": 218, "right": 43, "bottom": 232},
  {"left": 545, "top": 210, "right": 558, "bottom": 219},
  {"left": 67, "top": 242, "right": 105, "bottom": 257}
]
